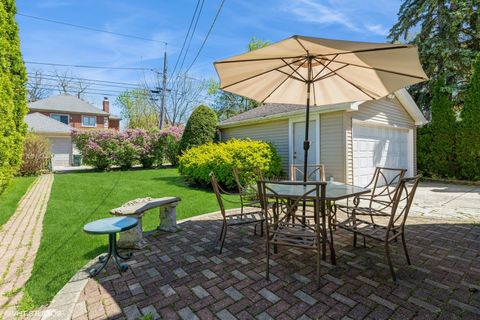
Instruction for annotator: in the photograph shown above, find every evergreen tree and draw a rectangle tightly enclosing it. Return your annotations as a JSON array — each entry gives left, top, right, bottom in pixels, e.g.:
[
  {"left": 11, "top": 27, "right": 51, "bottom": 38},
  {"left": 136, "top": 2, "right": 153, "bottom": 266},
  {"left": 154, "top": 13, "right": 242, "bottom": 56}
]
[
  {"left": 389, "top": 0, "right": 479, "bottom": 111},
  {"left": 0, "top": 0, "right": 28, "bottom": 193},
  {"left": 428, "top": 76, "right": 457, "bottom": 177},
  {"left": 457, "top": 55, "right": 480, "bottom": 180},
  {"left": 178, "top": 105, "right": 217, "bottom": 155}
]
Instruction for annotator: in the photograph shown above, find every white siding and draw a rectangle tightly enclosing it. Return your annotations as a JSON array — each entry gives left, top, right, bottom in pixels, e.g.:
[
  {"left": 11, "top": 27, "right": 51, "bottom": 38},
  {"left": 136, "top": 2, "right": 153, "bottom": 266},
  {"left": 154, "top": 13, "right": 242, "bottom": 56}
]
[
  {"left": 353, "top": 97, "right": 415, "bottom": 129},
  {"left": 221, "top": 120, "right": 289, "bottom": 173},
  {"left": 320, "top": 111, "right": 347, "bottom": 182}
]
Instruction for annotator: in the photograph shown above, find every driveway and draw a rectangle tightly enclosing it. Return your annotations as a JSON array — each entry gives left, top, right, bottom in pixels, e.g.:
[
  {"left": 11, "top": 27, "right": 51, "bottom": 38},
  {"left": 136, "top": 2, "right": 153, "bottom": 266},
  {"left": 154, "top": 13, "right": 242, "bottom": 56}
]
[{"left": 410, "top": 181, "right": 480, "bottom": 222}]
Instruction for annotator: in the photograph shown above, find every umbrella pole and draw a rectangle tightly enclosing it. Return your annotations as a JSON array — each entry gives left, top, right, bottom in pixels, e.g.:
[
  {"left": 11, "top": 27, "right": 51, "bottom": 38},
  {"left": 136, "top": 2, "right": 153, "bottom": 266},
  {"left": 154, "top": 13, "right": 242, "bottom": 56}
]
[{"left": 303, "top": 56, "right": 312, "bottom": 183}]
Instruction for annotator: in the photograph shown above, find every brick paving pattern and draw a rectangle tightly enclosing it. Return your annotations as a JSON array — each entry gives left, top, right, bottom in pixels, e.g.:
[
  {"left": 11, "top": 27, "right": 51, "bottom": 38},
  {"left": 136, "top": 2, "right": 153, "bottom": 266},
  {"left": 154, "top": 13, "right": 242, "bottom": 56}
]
[
  {"left": 0, "top": 174, "right": 54, "bottom": 318},
  {"left": 73, "top": 212, "right": 480, "bottom": 319}
]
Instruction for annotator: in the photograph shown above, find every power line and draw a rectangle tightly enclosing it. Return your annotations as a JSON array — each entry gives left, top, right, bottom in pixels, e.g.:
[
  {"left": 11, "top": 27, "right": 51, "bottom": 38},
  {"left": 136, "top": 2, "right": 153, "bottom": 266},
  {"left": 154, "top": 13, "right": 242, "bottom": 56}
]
[
  {"left": 25, "top": 61, "right": 155, "bottom": 71},
  {"left": 185, "top": 0, "right": 226, "bottom": 74},
  {"left": 176, "top": 0, "right": 205, "bottom": 76},
  {"left": 169, "top": 0, "right": 201, "bottom": 80},
  {"left": 27, "top": 72, "right": 144, "bottom": 88},
  {"left": 17, "top": 13, "right": 168, "bottom": 45}
]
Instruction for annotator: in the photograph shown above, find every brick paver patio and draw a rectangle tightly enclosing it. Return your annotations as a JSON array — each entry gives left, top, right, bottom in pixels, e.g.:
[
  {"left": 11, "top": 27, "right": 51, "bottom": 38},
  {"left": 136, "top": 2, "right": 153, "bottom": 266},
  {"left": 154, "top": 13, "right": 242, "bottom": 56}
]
[
  {"left": 73, "top": 211, "right": 480, "bottom": 320},
  {"left": 0, "top": 174, "right": 54, "bottom": 318}
]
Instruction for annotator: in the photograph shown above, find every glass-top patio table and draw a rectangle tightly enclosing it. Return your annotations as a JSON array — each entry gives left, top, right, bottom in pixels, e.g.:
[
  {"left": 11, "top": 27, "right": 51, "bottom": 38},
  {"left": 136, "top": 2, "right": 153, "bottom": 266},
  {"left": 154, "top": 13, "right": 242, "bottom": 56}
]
[{"left": 262, "top": 181, "right": 371, "bottom": 264}]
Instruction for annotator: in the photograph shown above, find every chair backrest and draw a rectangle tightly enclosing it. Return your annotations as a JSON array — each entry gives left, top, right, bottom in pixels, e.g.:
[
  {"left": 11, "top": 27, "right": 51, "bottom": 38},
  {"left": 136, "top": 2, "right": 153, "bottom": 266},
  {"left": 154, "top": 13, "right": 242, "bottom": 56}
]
[
  {"left": 210, "top": 172, "right": 227, "bottom": 220},
  {"left": 290, "top": 164, "right": 326, "bottom": 182},
  {"left": 257, "top": 180, "right": 326, "bottom": 228},
  {"left": 233, "top": 167, "right": 263, "bottom": 194},
  {"left": 388, "top": 175, "right": 421, "bottom": 231},
  {"left": 365, "top": 167, "right": 407, "bottom": 209}
]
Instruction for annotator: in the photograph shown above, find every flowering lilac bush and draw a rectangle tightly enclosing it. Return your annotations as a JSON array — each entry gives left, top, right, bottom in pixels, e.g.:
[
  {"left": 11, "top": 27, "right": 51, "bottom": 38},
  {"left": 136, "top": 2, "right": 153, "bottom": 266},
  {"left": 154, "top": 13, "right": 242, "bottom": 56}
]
[{"left": 72, "top": 126, "right": 184, "bottom": 170}]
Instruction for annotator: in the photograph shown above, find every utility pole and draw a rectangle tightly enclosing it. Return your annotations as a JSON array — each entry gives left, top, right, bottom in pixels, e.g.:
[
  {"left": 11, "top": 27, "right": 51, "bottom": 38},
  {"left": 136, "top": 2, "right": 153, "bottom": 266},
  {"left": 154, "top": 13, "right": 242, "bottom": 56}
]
[{"left": 159, "top": 49, "right": 168, "bottom": 129}]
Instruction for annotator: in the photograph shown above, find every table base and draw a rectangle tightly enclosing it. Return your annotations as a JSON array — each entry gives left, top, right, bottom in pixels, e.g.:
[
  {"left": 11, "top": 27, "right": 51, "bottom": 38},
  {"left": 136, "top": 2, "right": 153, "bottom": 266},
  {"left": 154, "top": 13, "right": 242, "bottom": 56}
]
[{"left": 89, "top": 233, "right": 133, "bottom": 277}]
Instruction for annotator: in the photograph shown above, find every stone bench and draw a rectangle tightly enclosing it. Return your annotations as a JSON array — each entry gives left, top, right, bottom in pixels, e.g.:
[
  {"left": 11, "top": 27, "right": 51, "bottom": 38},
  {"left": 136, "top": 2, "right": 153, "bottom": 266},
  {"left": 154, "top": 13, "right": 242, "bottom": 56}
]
[{"left": 110, "top": 197, "right": 181, "bottom": 249}]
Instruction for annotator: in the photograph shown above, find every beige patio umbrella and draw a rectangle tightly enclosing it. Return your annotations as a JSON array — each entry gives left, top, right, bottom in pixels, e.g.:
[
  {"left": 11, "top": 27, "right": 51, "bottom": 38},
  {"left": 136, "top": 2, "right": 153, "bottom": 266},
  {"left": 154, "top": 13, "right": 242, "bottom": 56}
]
[{"left": 214, "top": 35, "right": 428, "bottom": 181}]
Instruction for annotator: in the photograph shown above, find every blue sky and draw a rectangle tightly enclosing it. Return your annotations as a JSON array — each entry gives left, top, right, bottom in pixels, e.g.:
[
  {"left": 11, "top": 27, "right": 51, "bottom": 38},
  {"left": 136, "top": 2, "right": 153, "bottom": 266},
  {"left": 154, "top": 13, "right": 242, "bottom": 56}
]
[{"left": 17, "top": 0, "right": 402, "bottom": 115}]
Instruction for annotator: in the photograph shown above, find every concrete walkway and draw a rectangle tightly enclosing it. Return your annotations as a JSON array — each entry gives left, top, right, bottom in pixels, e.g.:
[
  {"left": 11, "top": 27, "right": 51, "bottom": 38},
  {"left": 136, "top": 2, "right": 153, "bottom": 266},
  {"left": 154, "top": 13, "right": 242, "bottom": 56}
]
[{"left": 0, "top": 174, "right": 54, "bottom": 319}]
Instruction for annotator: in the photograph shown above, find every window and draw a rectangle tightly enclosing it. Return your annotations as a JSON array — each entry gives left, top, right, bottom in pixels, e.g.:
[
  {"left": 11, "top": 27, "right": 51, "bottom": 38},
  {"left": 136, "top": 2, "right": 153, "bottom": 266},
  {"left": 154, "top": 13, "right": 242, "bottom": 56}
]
[
  {"left": 51, "top": 114, "right": 69, "bottom": 125},
  {"left": 82, "top": 116, "right": 96, "bottom": 127}
]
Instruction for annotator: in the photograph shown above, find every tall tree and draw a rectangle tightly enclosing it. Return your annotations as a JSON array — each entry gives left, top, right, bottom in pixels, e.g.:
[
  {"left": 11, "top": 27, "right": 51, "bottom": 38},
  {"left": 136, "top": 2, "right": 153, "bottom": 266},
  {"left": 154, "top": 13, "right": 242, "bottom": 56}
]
[
  {"left": 0, "top": 0, "right": 28, "bottom": 193},
  {"left": 26, "top": 70, "right": 50, "bottom": 102},
  {"left": 167, "top": 75, "right": 207, "bottom": 126},
  {"left": 389, "top": 0, "right": 479, "bottom": 112},
  {"left": 116, "top": 89, "right": 159, "bottom": 129},
  {"left": 428, "top": 76, "right": 457, "bottom": 177},
  {"left": 457, "top": 54, "right": 480, "bottom": 180},
  {"left": 209, "top": 37, "right": 270, "bottom": 120}
]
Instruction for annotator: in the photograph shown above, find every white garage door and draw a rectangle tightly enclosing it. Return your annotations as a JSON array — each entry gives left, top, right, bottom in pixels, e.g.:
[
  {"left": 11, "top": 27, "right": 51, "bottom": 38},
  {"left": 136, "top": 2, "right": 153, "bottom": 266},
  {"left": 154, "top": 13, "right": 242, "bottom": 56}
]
[
  {"left": 49, "top": 137, "right": 72, "bottom": 167},
  {"left": 353, "top": 122, "right": 410, "bottom": 187}
]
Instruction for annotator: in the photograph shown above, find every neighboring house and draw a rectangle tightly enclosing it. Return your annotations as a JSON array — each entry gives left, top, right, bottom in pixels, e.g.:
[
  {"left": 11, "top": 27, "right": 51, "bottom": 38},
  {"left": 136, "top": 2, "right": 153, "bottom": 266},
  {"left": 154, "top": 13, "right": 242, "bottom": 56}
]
[
  {"left": 24, "top": 94, "right": 121, "bottom": 167},
  {"left": 218, "top": 89, "right": 427, "bottom": 186}
]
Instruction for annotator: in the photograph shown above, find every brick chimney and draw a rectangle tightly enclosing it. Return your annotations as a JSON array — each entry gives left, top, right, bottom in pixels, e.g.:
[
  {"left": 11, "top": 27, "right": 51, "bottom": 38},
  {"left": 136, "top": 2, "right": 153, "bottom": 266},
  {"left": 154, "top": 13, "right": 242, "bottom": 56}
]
[{"left": 102, "top": 97, "right": 109, "bottom": 113}]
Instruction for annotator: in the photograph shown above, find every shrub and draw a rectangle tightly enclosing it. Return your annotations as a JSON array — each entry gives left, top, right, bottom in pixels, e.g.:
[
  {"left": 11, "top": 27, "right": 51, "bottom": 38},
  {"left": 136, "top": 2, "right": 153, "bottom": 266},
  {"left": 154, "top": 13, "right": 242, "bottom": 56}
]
[
  {"left": 457, "top": 54, "right": 480, "bottom": 180},
  {"left": 0, "top": 1, "right": 28, "bottom": 194},
  {"left": 162, "top": 126, "right": 183, "bottom": 166},
  {"left": 20, "top": 133, "right": 50, "bottom": 176},
  {"left": 178, "top": 139, "right": 283, "bottom": 189},
  {"left": 72, "top": 130, "right": 118, "bottom": 170},
  {"left": 178, "top": 105, "right": 217, "bottom": 155},
  {"left": 427, "top": 76, "right": 457, "bottom": 178}
]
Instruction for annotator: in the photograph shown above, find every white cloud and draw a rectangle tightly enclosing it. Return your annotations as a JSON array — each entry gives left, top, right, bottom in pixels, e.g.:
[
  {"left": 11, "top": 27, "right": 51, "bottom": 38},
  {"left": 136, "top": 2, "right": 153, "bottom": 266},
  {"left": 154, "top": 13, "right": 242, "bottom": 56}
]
[
  {"left": 285, "top": 0, "right": 359, "bottom": 31},
  {"left": 365, "top": 24, "right": 389, "bottom": 36}
]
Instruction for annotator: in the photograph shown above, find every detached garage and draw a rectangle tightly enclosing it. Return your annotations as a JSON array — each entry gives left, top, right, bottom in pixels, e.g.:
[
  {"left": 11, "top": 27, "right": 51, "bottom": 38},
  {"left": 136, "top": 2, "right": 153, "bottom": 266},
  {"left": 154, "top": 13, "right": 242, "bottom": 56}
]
[
  {"left": 24, "top": 112, "right": 74, "bottom": 168},
  {"left": 219, "top": 89, "right": 427, "bottom": 185}
]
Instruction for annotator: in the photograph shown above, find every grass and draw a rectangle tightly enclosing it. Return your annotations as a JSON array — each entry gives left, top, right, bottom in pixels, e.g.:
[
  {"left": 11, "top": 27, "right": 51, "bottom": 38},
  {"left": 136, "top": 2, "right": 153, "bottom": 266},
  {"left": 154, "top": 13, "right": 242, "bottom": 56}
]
[
  {"left": 24, "top": 168, "right": 237, "bottom": 308},
  {"left": 0, "top": 176, "right": 36, "bottom": 228}
]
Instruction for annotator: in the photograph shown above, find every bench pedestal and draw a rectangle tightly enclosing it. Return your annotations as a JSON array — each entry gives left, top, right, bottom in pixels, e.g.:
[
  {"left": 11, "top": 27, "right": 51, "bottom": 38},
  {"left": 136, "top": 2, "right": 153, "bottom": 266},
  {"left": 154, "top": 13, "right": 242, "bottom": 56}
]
[{"left": 110, "top": 197, "right": 181, "bottom": 249}]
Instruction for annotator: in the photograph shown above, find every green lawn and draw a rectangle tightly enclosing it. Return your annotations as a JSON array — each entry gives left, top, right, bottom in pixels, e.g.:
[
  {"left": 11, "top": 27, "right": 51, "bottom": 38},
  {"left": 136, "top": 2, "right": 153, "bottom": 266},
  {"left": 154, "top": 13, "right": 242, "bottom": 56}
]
[
  {"left": 0, "top": 176, "right": 36, "bottom": 228},
  {"left": 24, "top": 168, "right": 237, "bottom": 307}
]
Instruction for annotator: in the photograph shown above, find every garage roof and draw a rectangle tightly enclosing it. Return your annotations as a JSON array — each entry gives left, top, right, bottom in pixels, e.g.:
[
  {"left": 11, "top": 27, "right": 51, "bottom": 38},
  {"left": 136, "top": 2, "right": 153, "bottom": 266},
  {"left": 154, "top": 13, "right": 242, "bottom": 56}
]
[
  {"left": 28, "top": 94, "right": 109, "bottom": 116},
  {"left": 25, "top": 112, "right": 73, "bottom": 135}
]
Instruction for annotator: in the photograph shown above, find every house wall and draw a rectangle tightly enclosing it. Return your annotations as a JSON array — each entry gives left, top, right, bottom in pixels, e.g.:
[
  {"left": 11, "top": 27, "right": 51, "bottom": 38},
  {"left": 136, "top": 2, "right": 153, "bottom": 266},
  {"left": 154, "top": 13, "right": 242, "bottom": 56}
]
[
  {"left": 221, "top": 120, "right": 289, "bottom": 174},
  {"left": 30, "top": 111, "right": 119, "bottom": 130}
]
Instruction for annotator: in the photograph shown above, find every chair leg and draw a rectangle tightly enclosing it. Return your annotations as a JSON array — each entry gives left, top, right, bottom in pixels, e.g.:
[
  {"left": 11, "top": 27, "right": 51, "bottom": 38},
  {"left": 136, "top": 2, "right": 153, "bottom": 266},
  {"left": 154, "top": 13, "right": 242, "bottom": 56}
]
[
  {"left": 316, "top": 242, "right": 321, "bottom": 289},
  {"left": 353, "top": 232, "right": 357, "bottom": 247},
  {"left": 401, "top": 233, "right": 411, "bottom": 265},
  {"left": 219, "top": 226, "right": 227, "bottom": 254},
  {"left": 385, "top": 241, "right": 396, "bottom": 282},
  {"left": 260, "top": 221, "right": 264, "bottom": 237},
  {"left": 363, "top": 236, "right": 366, "bottom": 248},
  {"left": 219, "top": 224, "right": 225, "bottom": 241},
  {"left": 266, "top": 240, "right": 270, "bottom": 281},
  {"left": 254, "top": 223, "right": 257, "bottom": 235},
  {"left": 329, "top": 223, "right": 336, "bottom": 265}
]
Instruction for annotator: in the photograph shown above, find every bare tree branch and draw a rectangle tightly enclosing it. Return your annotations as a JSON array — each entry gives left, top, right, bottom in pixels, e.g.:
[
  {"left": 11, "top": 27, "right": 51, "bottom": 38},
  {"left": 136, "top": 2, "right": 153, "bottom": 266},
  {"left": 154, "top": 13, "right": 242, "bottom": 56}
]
[{"left": 26, "top": 70, "right": 49, "bottom": 102}]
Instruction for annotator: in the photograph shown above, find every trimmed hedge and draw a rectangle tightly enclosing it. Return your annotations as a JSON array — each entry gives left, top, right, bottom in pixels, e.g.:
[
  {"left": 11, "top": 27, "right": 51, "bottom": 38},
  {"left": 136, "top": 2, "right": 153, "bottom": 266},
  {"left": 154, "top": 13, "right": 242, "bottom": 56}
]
[
  {"left": 0, "top": 1, "right": 28, "bottom": 193},
  {"left": 178, "top": 105, "right": 217, "bottom": 155},
  {"left": 178, "top": 139, "right": 283, "bottom": 189}
]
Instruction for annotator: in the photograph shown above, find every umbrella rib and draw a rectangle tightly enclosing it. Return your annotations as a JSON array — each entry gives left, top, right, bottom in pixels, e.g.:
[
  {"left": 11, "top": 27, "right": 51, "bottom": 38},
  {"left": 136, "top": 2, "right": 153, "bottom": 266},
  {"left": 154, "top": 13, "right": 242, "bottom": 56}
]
[
  {"left": 214, "top": 55, "right": 306, "bottom": 64},
  {"left": 315, "top": 45, "right": 411, "bottom": 57},
  {"left": 281, "top": 58, "right": 307, "bottom": 82},
  {"left": 315, "top": 56, "right": 427, "bottom": 80},
  {"left": 260, "top": 59, "right": 308, "bottom": 104},
  {"left": 276, "top": 69, "right": 306, "bottom": 82},
  {"left": 293, "top": 36, "right": 309, "bottom": 54},
  {"left": 312, "top": 54, "right": 338, "bottom": 81},
  {"left": 220, "top": 57, "right": 307, "bottom": 90},
  {"left": 312, "top": 65, "right": 348, "bottom": 82},
  {"left": 313, "top": 57, "right": 377, "bottom": 99}
]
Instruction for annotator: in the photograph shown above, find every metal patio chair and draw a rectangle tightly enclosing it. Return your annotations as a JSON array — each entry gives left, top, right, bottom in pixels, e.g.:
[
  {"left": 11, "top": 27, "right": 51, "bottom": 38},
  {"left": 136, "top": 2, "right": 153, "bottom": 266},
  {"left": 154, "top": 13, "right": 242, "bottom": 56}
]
[
  {"left": 232, "top": 167, "right": 264, "bottom": 215},
  {"left": 332, "top": 175, "right": 421, "bottom": 281},
  {"left": 335, "top": 167, "right": 407, "bottom": 229},
  {"left": 210, "top": 172, "right": 265, "bottom": 254},
  {"left": 290, "top": 164, "right": 326, "bottom": 182},
  {"left": 257, "top": 180, "right": 332, "bottom": 287}
]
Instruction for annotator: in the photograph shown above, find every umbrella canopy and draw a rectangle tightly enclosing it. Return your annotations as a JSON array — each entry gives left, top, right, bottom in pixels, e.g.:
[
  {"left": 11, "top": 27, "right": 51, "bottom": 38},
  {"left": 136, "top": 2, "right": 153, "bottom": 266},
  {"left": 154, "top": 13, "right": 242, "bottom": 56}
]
[{"left": 214, "top": 35, "right": 428, "bottom": 181}]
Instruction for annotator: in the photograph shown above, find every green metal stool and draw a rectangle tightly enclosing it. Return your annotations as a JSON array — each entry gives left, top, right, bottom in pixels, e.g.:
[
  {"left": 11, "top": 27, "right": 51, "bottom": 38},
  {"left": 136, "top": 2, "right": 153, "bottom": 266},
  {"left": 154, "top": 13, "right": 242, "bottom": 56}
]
[{"left": 83, "top": 216, "right": 138, "bottom": 277}]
